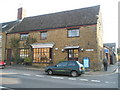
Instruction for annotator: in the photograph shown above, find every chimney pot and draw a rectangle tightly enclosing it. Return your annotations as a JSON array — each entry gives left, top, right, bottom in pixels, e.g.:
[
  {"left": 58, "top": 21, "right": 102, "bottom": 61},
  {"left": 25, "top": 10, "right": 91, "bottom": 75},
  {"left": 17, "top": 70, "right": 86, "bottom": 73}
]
[{"left": 17, "top": 7, "right": 26, "bottom": 20}]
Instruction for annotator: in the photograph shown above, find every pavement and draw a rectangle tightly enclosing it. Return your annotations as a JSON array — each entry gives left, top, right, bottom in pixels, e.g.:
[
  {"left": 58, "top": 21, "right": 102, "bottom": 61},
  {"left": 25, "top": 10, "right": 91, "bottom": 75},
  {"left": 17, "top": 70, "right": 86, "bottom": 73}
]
[
  {"left": 5, "top": 61, "right": 119, "bottom": 75},
  {"left": 85, "top": 61, "right": 119, "bottom": 75}
]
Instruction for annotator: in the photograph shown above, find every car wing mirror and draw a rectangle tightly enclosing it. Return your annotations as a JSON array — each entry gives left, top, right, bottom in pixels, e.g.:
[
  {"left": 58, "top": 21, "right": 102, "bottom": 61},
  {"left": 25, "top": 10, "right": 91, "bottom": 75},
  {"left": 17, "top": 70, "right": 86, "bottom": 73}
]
[{"left": 55, "top": 65, "right": 57, "bottom": 67}]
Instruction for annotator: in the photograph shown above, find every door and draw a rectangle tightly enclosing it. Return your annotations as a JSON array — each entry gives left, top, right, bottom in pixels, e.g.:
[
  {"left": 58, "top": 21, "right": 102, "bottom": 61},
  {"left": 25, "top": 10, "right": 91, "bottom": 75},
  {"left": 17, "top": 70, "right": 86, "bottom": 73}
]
[
  {"left": 7, "top": 49, "right": 12, "bottom": 64},
  {"left": 68, "top": 49, "right": 78, "bottom": 61},
  {"left": 54, "top": 61, "right": 68, "bottom": 74}
]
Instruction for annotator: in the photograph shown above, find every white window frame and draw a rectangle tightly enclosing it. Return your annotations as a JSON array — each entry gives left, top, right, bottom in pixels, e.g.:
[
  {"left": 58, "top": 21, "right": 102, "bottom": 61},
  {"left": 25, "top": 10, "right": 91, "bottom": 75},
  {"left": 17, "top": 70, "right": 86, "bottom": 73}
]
[
  {"left": 68, "top": 29, "right": 80, "bottom": 37},
  {"left": 41, "top": 32, "right": 47, "bottom": 40},
  {"left": 20, "top": 34, "right": 28, "bottom": 40}
]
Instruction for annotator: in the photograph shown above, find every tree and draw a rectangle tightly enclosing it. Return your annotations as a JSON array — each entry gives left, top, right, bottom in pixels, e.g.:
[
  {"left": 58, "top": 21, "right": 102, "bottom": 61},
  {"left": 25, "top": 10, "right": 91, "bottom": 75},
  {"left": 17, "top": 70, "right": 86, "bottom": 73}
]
[
  {"left": 10, "top": 38, "right": 20, "bottom": 64},
  {"left": 24, "top": 37, "right": 37, "bottom": 48},
  {"left": 23, "top": 37, "right": 37, "bottom": 64}
]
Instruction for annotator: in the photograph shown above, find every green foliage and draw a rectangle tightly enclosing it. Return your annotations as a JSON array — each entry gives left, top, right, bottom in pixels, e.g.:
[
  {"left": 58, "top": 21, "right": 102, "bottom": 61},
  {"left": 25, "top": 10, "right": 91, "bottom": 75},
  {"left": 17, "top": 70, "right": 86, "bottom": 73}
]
[
  {"left": 23, "top": 37, "right": 37, "bottom": 62},
  {"left": 10, "top": 38, "right": 20, "bottom": 64},
  {"left": 24, "top": 37, "right": 37, "bottom": 48},
  {"left": 24, "top": 57, "right": 32, "bottom": 65},
  {"left": 10, "top": 38, "right": 20, "bottom": 49},
  {"left": 24, "top": 57, "right": 32, "bottom": 63},
  {"left": 17, "top": 58, "right": 24, "bottom": 64}
]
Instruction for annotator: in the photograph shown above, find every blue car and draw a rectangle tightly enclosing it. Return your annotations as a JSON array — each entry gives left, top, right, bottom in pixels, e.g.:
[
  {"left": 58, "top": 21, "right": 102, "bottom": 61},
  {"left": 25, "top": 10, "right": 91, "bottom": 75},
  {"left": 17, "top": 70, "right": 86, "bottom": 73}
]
[{"left": 45, "top": 61, "right": 85, "bottom": 77}]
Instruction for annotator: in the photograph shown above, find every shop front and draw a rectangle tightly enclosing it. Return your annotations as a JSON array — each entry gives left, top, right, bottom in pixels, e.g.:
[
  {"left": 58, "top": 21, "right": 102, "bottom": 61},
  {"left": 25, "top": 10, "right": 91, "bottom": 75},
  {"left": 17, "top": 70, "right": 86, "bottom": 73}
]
[{"left": 31, "top": 43, "right": 54, "bottom": 64}]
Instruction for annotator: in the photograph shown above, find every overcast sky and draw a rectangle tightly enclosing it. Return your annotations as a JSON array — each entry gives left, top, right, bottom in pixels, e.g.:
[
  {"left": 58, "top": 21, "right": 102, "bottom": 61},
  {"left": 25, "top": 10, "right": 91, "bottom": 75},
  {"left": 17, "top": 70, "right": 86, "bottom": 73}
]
[{"left": 0, "top": 0, "right": 119, "bottom": 47}]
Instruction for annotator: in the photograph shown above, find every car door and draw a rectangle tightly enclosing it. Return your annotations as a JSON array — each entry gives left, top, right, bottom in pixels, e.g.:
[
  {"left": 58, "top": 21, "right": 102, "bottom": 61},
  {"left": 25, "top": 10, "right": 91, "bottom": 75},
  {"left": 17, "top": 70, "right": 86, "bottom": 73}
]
[
  {"left": 66, "top": 61, "right": 77, "bottom": 74},
  {"left": 54, "top": 62, "right": 68, "bottom": 74}
]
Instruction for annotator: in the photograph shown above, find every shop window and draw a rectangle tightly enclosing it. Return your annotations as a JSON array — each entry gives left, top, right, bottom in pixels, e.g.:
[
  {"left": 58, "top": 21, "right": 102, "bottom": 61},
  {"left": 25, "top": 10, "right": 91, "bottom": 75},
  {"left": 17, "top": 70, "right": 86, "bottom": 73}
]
[
  {"left": 20, "top": 49, "right": 29, "bottom": 59},
  {"left": 40, "top": 32, "right": 47, "bottom": 40},
  {"left": 68, "top": 29, "right": 80, "bottom": 37},
  {"left": 20, "top": 33, "right": 28, "bottom": 40},
  {"left": 33, "top": 48, "right": 52, "bottom": 63}
]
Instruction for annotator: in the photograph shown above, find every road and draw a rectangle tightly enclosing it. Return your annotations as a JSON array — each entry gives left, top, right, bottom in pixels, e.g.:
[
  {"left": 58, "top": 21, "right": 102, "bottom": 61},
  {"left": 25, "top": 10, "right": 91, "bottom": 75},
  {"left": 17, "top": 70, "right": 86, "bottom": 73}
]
[{"left": 0, "top": 66, "right": 119, "bottom": 89}]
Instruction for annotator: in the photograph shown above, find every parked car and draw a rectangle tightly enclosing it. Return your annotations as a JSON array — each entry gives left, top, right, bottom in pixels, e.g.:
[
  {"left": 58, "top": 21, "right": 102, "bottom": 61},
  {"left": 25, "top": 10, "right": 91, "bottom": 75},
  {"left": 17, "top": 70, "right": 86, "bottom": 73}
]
[
  {"left": 0, "top": 86, "right": 14, "bottom": 90},
  {"left": 45, "top": 61, "right": 85, "bottom": 77},
  {"left": 0, "top": 61, "right": 6, "bottom": 69}
]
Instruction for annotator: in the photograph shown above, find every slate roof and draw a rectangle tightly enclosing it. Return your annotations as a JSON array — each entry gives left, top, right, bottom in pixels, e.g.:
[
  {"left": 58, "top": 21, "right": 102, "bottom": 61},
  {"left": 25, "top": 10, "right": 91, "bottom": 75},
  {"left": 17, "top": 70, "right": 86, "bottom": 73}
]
[
  {"left": 10, "top": 5, "right": 100, "bottom": 33},
  {"left": 2, "top": 20, "right": 19, "bottom": 32}
]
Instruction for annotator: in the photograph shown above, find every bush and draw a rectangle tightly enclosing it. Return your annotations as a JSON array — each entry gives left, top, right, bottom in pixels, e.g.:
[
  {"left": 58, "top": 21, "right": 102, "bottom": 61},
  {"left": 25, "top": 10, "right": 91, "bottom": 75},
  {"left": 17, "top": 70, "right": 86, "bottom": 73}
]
[{"left": 24, "top": 57, "right": 32, "bottom": 65}]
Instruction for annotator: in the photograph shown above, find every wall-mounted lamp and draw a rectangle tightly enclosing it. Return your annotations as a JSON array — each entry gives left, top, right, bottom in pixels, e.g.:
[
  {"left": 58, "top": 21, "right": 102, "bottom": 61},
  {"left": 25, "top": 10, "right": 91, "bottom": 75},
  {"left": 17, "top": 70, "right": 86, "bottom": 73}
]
[
  {"left": 62, "top": 49, "right": 65, "bottom": 52},
  {"left": 80, "top": 48, "right": 84, "bottom": 52},
  {"left": 55, "top": 48, "right": 58, "bottom": 50}
]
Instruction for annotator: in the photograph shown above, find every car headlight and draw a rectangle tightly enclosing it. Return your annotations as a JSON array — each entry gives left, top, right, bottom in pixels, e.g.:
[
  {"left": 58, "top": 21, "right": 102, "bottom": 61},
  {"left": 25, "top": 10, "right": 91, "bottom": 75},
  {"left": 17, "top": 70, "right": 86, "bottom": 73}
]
[{"left": 79, "top": 67, "right": 84, "bottom": 71}]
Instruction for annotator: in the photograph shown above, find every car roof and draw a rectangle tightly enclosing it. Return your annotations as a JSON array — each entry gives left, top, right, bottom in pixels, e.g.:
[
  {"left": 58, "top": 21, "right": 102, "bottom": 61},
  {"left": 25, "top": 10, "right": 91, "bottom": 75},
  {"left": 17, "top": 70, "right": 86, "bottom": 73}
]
[{"left": 62, "top": 60, "right": 77, "bottom": 62}]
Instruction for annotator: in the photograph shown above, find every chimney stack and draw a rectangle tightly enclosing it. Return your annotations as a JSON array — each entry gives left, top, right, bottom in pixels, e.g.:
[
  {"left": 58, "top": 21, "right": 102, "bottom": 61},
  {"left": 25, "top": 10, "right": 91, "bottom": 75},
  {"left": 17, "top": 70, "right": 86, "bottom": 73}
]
[{"left": 17, "top": 7, "right": 26, "bottom": 20}]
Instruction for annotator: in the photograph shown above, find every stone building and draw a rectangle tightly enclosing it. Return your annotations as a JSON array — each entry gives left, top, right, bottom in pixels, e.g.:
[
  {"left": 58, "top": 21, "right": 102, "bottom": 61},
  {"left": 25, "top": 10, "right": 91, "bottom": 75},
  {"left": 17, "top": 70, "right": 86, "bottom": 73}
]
[
  {"left": 1, "top": 7, "right": 25, "bottom": 63},
  {"left": 1, "top": 21, "right": 19, "bottom": 63},
  {"left": 6, "top": 5, "right": 103, "bottom": 70},
  {"left": 104, "top": 43, "right": 117, "bottom": 64}
]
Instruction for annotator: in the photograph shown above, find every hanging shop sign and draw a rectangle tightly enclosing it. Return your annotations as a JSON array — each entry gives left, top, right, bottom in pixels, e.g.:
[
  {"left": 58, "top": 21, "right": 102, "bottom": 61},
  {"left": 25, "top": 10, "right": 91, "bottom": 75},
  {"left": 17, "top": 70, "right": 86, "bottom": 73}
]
[{"left": 85, "top": 49, "right": 94, "bottom": 51}]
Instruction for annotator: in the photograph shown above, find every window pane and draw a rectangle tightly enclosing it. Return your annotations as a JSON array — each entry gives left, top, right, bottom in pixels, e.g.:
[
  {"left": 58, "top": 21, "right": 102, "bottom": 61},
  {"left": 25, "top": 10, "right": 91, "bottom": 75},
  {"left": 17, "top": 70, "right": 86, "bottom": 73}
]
[
  {"left": 57, "top": 62, "right": 67, "bottom": 67},
  {"left": 20, "top": 34, "right": 28, "bottom": 40},
  {"left": 33, "top": 48, "right": 51, "bottom": 63},
  {"left": 68, "top": 62, "right": 76, "bottom": 66},
  {"left": 20, "top": 49, "right": 29, "bottom": 59},
  {"left": 74, "top": 49, "right": 78, "bottom": 58},
  {"left": 41, "top": 32, "right": 47, "bottom": 39},
  {"left": 68, "top": 50, "right": 74, "bottom": 58},
  {"left": 68, "top": 29, "right": 79, "bottom": 37}
]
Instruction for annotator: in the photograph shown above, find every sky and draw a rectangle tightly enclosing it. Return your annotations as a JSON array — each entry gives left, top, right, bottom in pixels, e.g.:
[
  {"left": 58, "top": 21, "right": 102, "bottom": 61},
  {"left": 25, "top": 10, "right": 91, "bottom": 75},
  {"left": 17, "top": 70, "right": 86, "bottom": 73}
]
[{"left": 0, "top": 0, "right": 119, "bottom": 47}]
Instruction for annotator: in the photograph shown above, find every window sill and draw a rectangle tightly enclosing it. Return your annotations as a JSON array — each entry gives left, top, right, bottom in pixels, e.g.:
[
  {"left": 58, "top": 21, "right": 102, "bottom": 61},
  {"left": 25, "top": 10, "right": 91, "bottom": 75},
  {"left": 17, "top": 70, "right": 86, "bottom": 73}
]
[{"left": 67, "top": 36, "right": 80, "bottom": 38}]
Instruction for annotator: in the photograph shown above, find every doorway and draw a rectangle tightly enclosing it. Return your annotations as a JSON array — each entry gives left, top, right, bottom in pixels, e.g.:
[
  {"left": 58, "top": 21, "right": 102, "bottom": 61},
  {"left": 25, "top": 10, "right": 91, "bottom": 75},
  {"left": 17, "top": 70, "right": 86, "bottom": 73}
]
[
  {"left": 68, "top": 49, "right": 78, "bottom": 61},
  {"left": 7, "top": 49, "right": 12, "bottom": 64}
]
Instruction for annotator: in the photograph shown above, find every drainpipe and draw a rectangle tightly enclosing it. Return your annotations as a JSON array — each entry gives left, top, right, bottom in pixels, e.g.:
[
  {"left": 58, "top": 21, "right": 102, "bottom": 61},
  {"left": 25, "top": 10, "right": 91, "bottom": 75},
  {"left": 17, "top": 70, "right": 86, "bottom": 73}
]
[{"left": 5, "top": 31, "right": 8, "bottom": 64}]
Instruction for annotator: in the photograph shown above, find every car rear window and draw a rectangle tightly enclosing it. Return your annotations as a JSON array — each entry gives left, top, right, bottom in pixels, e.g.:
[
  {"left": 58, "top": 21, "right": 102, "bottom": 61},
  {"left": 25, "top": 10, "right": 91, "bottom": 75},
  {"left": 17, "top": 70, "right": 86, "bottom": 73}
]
[{"left": 76, "top": 61, "right": 83, "bottom": 67}]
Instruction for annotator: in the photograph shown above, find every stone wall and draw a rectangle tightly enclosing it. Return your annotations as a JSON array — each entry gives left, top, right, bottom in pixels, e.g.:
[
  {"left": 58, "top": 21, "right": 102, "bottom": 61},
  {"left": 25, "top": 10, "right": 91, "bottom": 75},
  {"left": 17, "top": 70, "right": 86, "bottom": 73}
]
[{"left": 6, "top": 24, "right": 103, "bottom": 70}]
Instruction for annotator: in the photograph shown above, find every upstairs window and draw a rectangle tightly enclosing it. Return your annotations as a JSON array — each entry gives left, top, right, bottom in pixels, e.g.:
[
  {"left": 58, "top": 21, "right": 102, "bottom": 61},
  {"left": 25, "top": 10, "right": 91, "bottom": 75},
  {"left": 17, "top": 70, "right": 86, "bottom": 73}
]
[
  {"left": 68, "top": 29, "right": 80, "bottom": 37},
  {"left": 40, "top": 31, "right": 47, "bottom": 40},
  {"left": 20, "top": 33, "right": 28, "bottom": 40}
]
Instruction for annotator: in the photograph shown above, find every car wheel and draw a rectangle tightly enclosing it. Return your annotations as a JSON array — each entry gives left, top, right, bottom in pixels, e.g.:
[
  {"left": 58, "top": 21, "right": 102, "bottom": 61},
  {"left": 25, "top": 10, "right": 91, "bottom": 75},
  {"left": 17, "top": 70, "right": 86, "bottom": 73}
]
[
  {"left": 47, "top": 70, "right": 53, "bottom": 75},
  {"left": 2, "top": 66, "right": 5, "bottom": 69},
  {"left": 71, "top": 71, "right": 78, "bottom": 77}
]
